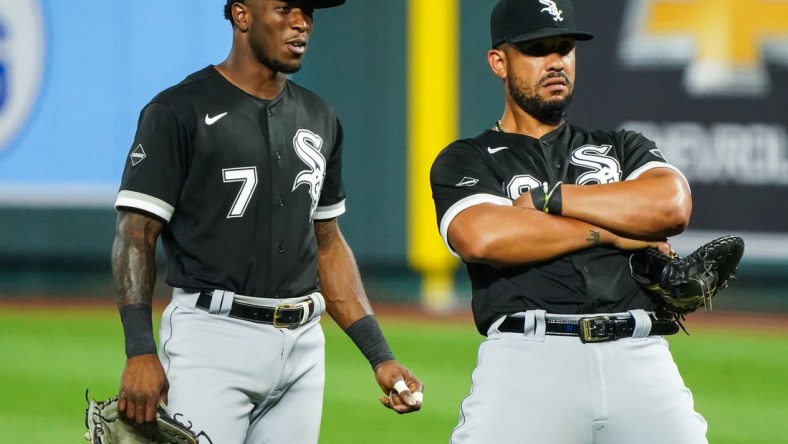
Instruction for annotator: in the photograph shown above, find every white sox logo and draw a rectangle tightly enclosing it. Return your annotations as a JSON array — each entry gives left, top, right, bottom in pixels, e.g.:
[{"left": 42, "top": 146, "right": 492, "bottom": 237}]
[
  {"left": 292, "top": 129, "right": 326, "bottom": 222},
  {"left": 505, "top": 146, "right": 621, "bottom": 198},
  {"left": 570, "top": 145, "right": 622, "bottom": 184},
  {"left": 539, "top": 0, "right": 564, "bottom": 22}
]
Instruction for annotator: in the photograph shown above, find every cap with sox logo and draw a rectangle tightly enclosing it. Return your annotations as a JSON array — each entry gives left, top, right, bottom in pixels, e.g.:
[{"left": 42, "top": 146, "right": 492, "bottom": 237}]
[{"left": 490, "top": 0, "right": 594, "bottom": 48}]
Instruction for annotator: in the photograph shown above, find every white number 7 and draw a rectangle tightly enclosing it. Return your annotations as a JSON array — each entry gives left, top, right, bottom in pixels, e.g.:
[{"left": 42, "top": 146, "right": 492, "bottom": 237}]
[{"left": 223, "top": 167, "right": 258, "bottom": 218}]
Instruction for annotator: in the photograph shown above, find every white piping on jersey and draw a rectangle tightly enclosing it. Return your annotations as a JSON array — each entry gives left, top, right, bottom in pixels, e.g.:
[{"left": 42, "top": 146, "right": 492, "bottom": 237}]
[
  {"left": 314, "top": 199, "right": 346, "bottom": 221},
  {"left": 627, "top": 161, "right": 691, "bottom": 193},
  {"left": 439, "top": 193, "right": 513, "bottom": 257},
  {"left": 115, "top": 190, "right": 175, "bottom": 222}
]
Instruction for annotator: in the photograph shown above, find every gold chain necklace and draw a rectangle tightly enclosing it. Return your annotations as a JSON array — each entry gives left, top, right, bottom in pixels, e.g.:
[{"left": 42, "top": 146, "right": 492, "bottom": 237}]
[{"left": 495, "top": 119, "right": 505, "bottom": 132}]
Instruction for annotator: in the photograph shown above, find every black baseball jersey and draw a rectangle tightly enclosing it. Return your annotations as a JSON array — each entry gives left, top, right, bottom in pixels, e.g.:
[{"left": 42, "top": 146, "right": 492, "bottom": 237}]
[
  {"left": 430, "top": 122, "right": 687, "bottom": 334},
  {"left": 116, "top": 66, "right": 345, "bottom": 299}
]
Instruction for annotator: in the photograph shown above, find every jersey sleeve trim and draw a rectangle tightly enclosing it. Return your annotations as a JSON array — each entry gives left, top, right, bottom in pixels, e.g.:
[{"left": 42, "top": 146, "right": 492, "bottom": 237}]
[
  {"left": 315, "top": 199, "right": 346, "bottom": 220},
  {"left": 626, "top": 161, "right": 691, "bottom": 191},
  {"left": 439, "top": 193, "right": 513, "bottom": 257},
  {"left": 115, "top": 190, "right": 175, "bottom": 222}
]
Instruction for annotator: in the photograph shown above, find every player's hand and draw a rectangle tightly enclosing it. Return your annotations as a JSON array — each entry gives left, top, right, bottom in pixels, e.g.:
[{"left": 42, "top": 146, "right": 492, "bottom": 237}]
[
  {"left": 513, "top": 190, "right": 537, "bottom": 210},
  {"left": 373, "top": 360, "right": 423, "bottom": 414},
  {"left": 118, "top": 353, "right": 169, "bottom": 424}
]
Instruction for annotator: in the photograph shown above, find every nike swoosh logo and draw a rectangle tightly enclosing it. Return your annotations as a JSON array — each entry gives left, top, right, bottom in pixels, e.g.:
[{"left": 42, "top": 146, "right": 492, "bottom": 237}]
[
  {"left": 205, "top": 112, "right": 228, "bottom": 125},
  {"left": 487, "top": 146, "right": 509, "bottom": 154}
]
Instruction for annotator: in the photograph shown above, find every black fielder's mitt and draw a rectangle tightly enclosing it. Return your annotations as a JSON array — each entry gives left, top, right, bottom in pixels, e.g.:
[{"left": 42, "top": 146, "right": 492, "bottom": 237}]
[
  {"left": 629, "top": 235, "right": 745, "bottom": 319},
  {"left": 84, "top": 391, "right": 212, "bottom": 443}
]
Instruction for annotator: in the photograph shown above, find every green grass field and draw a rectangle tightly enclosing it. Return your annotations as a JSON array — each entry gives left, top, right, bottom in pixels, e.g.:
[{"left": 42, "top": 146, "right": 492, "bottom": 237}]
[{"left": 1, "top": 304, "right": 787, "bottom": 443}]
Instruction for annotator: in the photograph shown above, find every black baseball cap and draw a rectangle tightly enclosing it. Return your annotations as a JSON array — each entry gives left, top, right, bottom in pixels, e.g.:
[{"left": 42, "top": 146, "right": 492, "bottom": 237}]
[
  {"left": 490, "top": 0, "right": 593, "bottom": 48},
  {"left": 225, "top": 0, "right": 345, "bottom": 12},
  {"left": 308, "top": 0, "right": 345, "bottom": 8}
]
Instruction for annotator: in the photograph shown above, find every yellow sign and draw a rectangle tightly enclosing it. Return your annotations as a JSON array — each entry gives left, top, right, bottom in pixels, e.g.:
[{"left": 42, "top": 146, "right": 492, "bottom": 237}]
[
  {"left": 407, "top": 0, "right": 460, "bottom": 311},
  {"left": 620, "top": 0, "right": 788, "bottom": 96}
]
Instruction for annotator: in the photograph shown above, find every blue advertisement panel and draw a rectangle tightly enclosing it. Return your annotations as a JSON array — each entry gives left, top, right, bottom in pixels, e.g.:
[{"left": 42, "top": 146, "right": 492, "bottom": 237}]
[{"left": 0, "top": 1, "right": 230, "bottom": 205}]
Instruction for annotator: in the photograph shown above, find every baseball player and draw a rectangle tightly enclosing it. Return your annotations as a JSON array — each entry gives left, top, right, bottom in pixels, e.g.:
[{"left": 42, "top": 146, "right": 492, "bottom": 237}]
[
  {"left": 430, "top": 0, "right": 707, "bottom": 443},
  {"left": 111, "top": 1, "right": 422, "bottom": 443}
]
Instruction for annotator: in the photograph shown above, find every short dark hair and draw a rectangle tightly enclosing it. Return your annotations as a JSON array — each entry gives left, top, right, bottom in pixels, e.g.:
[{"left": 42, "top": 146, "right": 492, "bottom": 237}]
[{"left": 224, "top": 1, "right": 243, "bottom": 21}]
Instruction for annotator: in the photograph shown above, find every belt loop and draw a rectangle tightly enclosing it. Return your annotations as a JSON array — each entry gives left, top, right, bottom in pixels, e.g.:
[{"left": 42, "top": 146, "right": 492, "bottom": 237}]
[
  {"left": 487, "top": 316, "right": 507, "bottom": 337},
  {"left": 524, "top": 310, "right": 546, "bottom": 342},
  {"left": 628, "top": 309, "right": 652, "bottom": 340},
  {"left": 306, "top": 292, "right": 325, "bottom": 322},
  {"left": 210, "top": 290, "right": 234, "bottom": 316}
]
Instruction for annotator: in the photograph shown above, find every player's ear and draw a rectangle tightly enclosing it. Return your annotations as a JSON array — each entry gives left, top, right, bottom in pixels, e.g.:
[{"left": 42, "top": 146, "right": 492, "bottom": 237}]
[
  {"left": 230, "top": 2, "right": 251, "bottom": 32},
  {"left": 488, "top": 49, "right": 507, "bottom": 79}
]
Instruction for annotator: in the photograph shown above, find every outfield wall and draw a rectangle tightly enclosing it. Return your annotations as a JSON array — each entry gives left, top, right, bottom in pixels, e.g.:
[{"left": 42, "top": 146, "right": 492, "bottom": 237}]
[{"left": 1, "top": 1, "right": 787, "bottom": 307}]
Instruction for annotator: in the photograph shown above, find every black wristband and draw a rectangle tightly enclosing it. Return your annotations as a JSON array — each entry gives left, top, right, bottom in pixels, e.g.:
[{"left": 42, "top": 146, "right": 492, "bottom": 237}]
[
  {"left": 345, "top": 315, "right": 395, "bottom": 369},
  {"left": 545, "top": 182, "right": 562, "bottom": 215},
  {"left": 530, "top": 182, "right": 562, "bottom": 215},
  {"left": 119, "top": 304, "right": 157, "bottom": 358},
  {"left": 530, "top": 183, "right": 547, "bottom": 212}
]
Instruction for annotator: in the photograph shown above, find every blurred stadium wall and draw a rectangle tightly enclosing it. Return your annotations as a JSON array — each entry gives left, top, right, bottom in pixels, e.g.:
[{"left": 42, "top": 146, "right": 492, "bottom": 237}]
[{"left": 1, "top": 0, "right": 786, "bottom": 311}]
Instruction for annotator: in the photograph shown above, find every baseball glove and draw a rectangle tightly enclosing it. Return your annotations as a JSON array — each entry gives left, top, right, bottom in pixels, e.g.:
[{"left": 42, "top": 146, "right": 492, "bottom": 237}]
[
  {"left": 629, "top": 235, "right": 744, "bottom": 319},
  {"left": 84, "top": 391, "right": 212, "bottom": 443}
]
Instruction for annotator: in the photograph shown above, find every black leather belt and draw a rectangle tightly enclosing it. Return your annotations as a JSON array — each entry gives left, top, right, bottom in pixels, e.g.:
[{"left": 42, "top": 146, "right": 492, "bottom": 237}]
[
  {"left": 498, "top": 315, "right": 679, "bottom": 343},
  {"left": 196, "top": 291, "right": 313, "bottom": 328}
]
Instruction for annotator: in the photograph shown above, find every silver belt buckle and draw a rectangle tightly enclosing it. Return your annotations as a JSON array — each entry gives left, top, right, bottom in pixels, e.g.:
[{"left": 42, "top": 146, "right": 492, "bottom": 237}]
[{"left": 579, "top": 316, "right": 612, "bottom": 343}]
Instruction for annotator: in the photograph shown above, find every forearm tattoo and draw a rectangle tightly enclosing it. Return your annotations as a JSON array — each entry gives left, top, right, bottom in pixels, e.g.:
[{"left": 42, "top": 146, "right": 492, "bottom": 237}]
[
  {"left": 112, "top": 212, "right": 162, "bottom": 306},
  {"left": 586, "top": 230, "right": 601, "bottom": 246}
]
